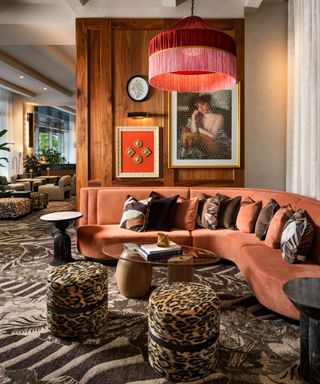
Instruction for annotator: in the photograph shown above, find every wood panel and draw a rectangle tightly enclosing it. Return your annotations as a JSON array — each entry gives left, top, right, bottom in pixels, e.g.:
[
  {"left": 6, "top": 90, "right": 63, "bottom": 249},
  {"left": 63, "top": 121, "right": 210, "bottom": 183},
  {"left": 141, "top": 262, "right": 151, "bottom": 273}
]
[{"left": 76, "top": 18, "right": 245, "bottom": 194}]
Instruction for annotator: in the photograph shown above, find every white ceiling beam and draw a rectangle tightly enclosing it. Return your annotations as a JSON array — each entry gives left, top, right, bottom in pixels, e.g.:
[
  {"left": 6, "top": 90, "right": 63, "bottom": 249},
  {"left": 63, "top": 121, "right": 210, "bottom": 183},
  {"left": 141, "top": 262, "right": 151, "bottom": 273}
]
[
  {"left": 0, "top": 78, "right": 36, "bottom": 98},
  {"left": 0, "top": 49, "right": 73, "bottom": 97},
  {"left": 245, "top": 0, "right": 263, "bottom": 8},
  {"left": 56, "top": 106, "right": 76, "bottom": 116},
  {"left": 162, "top": 0, "right": 187, "bottom": 6}
]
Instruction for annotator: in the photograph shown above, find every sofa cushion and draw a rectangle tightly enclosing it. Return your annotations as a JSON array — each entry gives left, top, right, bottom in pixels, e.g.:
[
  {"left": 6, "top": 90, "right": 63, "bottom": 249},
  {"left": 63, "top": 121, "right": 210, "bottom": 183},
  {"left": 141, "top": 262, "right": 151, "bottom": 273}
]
[
  {"left": 119, "top": 195, "right": 151, "bottom": 232},
  {"left": 255, "top": 199, "right": 279, "bottom": 240},
  {"left": 265, "top": 205, "right": 293, "bottom": 249},
  {"left": 197, "top": 193, "right": 226, "bottom": 230},
  {"left": 173, "top": 197, "right": 198, "bottom": 231},
  {"left": 77, "top": 225, "right": 192, "bottom": 259},
  {"left": 236, "top": 197, "right": 262, "bottom": 233},
  {"left": 218, "top": 196, "right": 241, "bottom": 229},
  {"left": 147, "top": 192, "right": 179, "bottom": 231},
  {"left": 281, "top": 209, "right": 314, "bottom": 263},
  {"left": 237, "top": 245, "right": 320, "bottom": 320}
]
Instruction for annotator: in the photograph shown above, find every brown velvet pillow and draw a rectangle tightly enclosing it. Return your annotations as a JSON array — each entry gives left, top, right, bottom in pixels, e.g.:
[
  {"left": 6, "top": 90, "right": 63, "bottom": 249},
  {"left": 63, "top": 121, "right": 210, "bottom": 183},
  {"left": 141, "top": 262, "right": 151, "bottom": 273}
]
[
  {"left": 218, "top": 196, "right": 241, "bottom": 229},
  {"left": 236, "top": 197, "right": 262, "bottom": 233},
  {"left": 173, "top": 197, "right": 199, "bottom": 230},
  {"left": 265, "top": 205, "right": 293, "bottom": 249},
  {"left": 255, "top": 199, "right": 279, "bottom": 240},
  {"left": 147, "top": 191, "right": 179, "bottom": 231}
]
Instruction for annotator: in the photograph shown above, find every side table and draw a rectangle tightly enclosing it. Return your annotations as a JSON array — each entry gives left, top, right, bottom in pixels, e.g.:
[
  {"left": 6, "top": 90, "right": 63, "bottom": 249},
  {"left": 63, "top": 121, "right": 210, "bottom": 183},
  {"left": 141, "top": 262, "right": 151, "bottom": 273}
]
[
  {"left": 40, "top": 211, "right": 83, "bottom": 266},
  {"left": 283, "top": 278, "right": 320, "bottom": 384}
]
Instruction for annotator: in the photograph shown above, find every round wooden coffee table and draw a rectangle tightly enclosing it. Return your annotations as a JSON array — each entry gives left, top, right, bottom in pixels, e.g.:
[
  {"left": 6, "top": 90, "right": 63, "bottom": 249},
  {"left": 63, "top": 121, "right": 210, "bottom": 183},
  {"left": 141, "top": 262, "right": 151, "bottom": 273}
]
[
  {"left": 40, "top": 211, "right": 83, "bottom": 266},
  {"left": 102, "top": 243, "right": 220, "bottom": 298}
]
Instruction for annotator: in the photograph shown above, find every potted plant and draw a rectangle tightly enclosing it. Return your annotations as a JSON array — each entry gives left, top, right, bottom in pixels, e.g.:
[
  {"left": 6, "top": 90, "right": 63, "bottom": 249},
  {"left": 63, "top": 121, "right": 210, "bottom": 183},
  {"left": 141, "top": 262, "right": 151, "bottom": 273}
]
[
  {"left": 36, "top": 149, "right": 66, "bottom": 166},
  {"left": 23, "top": 154, "right": 42, "bottom": 176},
  {"left": 0, "top": 129, "right": 11, "bottom": 168}
]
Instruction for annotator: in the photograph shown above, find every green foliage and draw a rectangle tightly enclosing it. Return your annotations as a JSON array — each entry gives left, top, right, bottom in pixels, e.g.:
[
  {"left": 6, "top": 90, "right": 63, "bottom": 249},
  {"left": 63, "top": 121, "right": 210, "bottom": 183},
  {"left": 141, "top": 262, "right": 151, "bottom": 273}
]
[
  {"left": 39, "top": 133, "right": 49, "bottom": 152},
  {"left": 0, "top": 129, "right": 11, "bottom": 168},
  {"left": 23, "top": 154, "right": 42, "bottom": 172},
  {"left": 36, "top": 148, "right": 66, "bottom": 166}
]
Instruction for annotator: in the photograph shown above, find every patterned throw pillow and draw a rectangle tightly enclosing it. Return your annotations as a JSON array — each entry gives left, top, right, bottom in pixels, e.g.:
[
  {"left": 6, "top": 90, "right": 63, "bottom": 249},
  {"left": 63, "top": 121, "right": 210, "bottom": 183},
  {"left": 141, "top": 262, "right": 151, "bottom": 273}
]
[
  {"left": 281, "top": 209, "right": 314, "bottom": 263},
  {"left": 255, "top": 199, "right": 279, "bottom": 240},
  {"left": 119, "top": 195, "right": 151, "bottom": 232},
  {"left": 197, "top": 193, "right": 227, "bottom": 230}
]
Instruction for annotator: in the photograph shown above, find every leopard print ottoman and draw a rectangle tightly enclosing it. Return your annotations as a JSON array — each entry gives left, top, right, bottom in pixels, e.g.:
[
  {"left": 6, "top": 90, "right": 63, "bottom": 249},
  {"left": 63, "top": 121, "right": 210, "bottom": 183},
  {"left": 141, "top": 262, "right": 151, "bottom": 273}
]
[
  {"left": 31, "top": 192, "right": 49, "bottom": 210},
  {"left": 0, "top": 197, "right": 31, "bottom": 219},
  {"left": 47, "top": 261, "right": 108, "bottom": 339},
  {"left": 148, "top": 282, "right": 220, "bottom": 382}
]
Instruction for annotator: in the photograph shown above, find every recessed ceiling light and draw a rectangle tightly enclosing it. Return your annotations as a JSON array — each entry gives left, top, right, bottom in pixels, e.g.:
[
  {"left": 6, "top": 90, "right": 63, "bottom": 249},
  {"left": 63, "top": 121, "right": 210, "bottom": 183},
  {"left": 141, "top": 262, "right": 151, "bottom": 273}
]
[
  {"left": 43, "top": 87, "right": 47, "bottom": 91},
  {"left": 19, "top": 75, "right": 24, "bottom": 79}
]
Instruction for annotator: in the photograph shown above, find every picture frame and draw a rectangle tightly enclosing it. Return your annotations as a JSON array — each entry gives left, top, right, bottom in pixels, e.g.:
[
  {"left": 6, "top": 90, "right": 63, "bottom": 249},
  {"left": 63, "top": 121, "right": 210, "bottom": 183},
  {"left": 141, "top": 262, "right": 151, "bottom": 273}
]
[
  {"left": 116, "top": 126, "right": 159, "bottom": 178},
  {"left": 169, "top": 84, "right": 240, "bottom": 168}
]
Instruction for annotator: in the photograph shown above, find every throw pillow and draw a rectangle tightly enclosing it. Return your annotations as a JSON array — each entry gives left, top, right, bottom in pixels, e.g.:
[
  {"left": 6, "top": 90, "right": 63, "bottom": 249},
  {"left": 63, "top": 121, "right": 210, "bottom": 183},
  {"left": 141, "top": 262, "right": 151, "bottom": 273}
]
[
  {"left": 265, "top": 205, "right": 293, "bottom": 249},
  {"left": 197, "top": 193, "right": 227, "bottom": 230},
  {"left": 218, "top": 196, "right": 241, "bottom": 229},
  {"left": 281, "top": 209, "right": 314, "bottom": 263},
  {"left": 147, "top": 191, "right": 179, "bottom": 231},
  {"left": 173, "top": 197, "right": 199, "bottom": 230},
  {"left": 255, "top": 199, "right": 279, "bottom": 240},
  {"left": 236, "top": 197, "right": 262, "bottom": 233},
  {"left": 119, "top": 195, "right": 151, "bottom": 232}
]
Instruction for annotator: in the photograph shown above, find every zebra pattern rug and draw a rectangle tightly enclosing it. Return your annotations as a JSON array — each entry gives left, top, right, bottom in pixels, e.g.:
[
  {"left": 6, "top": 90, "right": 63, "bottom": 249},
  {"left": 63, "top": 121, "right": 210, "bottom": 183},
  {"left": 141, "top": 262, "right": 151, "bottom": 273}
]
[{"left": 0, "top": 199, "right": 301, "bottom": 383}]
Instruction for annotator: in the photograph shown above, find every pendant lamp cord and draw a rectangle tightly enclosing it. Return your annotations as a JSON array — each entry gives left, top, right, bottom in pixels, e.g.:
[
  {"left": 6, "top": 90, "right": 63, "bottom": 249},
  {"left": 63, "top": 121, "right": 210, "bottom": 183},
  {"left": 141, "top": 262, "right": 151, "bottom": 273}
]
[{"left": 191, "top": 0, "right": 194, "bottom": 16}]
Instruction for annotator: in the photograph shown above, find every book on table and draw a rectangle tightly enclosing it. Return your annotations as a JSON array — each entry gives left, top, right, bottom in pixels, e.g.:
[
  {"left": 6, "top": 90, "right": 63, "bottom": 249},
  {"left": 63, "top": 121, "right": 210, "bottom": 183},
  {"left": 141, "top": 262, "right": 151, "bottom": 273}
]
[{"left": 139, "top": 241, "right": 182, "bottom": 260}]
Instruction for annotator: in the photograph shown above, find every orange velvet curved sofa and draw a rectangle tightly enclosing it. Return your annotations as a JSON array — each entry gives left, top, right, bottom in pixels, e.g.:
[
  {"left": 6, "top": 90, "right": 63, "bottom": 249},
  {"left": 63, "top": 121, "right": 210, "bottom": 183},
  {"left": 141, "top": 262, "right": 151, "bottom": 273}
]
[{"left": 77, "top": 187, "right": 320, "bottom": 320}]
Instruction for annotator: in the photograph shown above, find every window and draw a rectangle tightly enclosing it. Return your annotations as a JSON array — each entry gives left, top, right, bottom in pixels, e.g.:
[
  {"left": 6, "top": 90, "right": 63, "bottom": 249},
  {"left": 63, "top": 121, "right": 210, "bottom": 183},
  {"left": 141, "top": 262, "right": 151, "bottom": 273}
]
[{"left": 33, "top": 106, "right": 76, "bottom": 163}]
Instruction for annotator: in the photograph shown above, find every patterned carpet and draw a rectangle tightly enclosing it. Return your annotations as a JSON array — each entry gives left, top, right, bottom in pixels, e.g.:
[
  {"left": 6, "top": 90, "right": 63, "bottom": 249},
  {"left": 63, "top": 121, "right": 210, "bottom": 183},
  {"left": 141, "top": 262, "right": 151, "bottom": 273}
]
[{"left": 0, "top": 199, "right": 301, "bottom": 384}]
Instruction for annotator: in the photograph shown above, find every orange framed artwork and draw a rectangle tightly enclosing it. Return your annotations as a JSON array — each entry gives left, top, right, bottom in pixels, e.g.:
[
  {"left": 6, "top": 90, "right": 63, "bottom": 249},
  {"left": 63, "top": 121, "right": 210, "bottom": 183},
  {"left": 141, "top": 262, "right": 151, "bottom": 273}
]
[{"left": 116, "top": 126, "right": 159, "bottom": 178}]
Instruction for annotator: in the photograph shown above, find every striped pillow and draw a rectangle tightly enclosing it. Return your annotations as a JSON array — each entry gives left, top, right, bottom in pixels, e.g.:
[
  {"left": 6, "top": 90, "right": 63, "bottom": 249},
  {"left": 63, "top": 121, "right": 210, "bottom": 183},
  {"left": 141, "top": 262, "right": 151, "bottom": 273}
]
[
  {"left": 280, "top": 209, "right": 314, "bottom": 263},
  {"left": 120, "top": 195, "right": 151, "bottom": 232}
]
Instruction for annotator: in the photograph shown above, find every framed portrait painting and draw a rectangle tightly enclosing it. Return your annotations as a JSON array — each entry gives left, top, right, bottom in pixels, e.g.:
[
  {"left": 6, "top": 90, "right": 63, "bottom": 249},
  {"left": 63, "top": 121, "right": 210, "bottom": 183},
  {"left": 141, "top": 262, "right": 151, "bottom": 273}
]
[
  {"left": 116, "top": 126, "right": 159, "bottom": 178},
  {"left": 169, "top": 84, "right": 240, "bottom": 168}
]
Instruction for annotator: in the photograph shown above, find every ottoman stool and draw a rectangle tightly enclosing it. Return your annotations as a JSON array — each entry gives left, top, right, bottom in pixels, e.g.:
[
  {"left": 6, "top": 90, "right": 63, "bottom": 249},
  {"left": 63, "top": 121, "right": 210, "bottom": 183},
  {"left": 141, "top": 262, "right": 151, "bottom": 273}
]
[
  {"left": 30, "top": 192, "right": 49, "bottom": 210},
  {"left": 148, "top": 282, "right": 220, "bottom": 382},
  {"left": 0, "top": 197, "right": 31, "bottom": 219},
  {"left": 47, "top": 261, "right": 109, "bottom": 339}
]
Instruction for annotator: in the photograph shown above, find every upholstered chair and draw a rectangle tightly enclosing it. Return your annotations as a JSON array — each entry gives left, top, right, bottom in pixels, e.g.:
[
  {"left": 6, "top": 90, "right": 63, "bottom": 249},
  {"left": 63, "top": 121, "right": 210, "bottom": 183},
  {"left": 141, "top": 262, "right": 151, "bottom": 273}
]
[
  {"left": 71, "top": 174, "right": 76, "bottom": 195},
  {"left": 0, "top": 176, "right": 29, "bottom": 191},
  {"left": 38, "top": 175, "right": 72, "bottom": 200}
]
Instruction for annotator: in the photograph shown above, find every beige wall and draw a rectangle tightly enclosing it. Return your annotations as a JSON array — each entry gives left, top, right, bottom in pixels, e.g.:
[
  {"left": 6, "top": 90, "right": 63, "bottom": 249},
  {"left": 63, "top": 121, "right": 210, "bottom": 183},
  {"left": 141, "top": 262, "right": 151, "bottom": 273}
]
[{"left": 245, "top": 1, "right": 288, "bottom": 190}]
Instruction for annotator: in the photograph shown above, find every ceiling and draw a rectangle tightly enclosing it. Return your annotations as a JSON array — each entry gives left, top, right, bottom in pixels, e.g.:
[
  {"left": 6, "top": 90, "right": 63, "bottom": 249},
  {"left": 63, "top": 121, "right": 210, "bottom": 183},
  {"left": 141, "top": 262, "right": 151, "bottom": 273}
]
[{"left": 0, "top": 0, "right": 276, "bottom": 109}]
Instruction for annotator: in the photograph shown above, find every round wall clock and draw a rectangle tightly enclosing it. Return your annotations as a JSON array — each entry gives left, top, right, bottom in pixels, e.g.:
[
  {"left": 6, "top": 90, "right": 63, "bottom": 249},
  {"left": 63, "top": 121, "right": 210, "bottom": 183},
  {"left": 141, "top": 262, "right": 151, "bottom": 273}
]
[{"left": 126, "top": 75, "right": 150, "bottom": 102}]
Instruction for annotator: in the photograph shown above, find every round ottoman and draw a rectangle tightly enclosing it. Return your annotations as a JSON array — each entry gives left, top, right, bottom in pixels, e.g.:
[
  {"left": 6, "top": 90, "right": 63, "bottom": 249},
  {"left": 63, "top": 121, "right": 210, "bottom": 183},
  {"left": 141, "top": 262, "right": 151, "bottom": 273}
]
[
  {"left": 47, "top": 261, "right": 108, "bottom": 339},
  {"left": 31, "top": 192, "right": 49, "bottom": 210},
  {"left": 148, "top": 282, "right": 220, "bottom": 382}
]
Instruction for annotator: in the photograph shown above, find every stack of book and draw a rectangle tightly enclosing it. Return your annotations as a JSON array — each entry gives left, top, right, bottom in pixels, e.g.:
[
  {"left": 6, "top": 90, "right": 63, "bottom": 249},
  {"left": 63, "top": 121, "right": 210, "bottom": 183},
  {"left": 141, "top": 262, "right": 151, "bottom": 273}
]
[{"left": 138, "top": 241, "right": 182, "bottom": 261}]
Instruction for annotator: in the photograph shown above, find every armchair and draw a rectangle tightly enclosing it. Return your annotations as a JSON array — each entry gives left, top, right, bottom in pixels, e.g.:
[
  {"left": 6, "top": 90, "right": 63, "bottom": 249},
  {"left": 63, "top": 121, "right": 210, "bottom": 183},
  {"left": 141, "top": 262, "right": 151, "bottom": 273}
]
[
  {"left": 38, "top": 175, "right": 71, "bottom": 201},
  {"left": 0, "top": 176, "right": 29, "bottom": 191}
]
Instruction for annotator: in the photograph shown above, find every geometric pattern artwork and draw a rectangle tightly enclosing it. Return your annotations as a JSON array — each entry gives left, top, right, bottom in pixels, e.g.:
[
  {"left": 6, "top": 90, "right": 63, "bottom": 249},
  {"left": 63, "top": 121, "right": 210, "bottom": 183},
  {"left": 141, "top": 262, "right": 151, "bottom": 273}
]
[{"left": 116, "top": 126, "right": 159, "bottom": 178}]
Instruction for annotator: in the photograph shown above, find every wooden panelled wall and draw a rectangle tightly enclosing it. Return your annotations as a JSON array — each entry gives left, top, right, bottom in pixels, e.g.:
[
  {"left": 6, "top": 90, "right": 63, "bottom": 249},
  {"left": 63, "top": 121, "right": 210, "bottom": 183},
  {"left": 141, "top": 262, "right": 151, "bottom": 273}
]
[{"left": 76, "top": 18, "right": 244, "bottom": 197}]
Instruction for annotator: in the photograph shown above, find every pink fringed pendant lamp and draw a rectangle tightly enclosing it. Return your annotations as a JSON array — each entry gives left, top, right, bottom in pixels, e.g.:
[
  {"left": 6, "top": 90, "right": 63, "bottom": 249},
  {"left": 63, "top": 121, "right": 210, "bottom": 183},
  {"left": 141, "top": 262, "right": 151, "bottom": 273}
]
[{"left": 148, "top": 0, "right": 237, "bottom": 92}]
